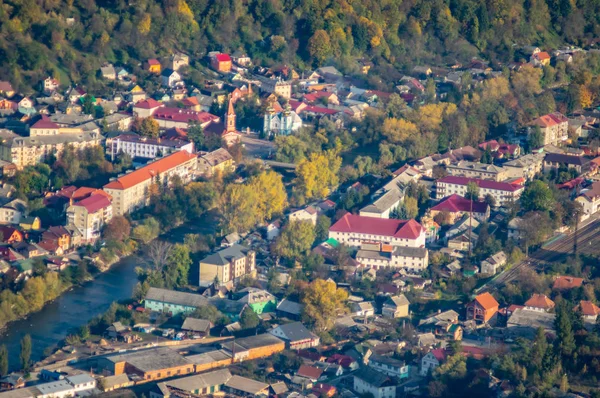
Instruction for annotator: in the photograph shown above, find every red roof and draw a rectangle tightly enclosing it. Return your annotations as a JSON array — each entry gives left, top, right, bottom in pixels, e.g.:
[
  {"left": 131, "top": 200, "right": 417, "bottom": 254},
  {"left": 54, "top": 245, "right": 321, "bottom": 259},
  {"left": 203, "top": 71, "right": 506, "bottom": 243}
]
[
  {"left": 215, "top": 53, "right": 231, "bottom": 62},
  {"left": 148, "top": 58, "right": 160, "bottom": 66},
  {"left": 297, "top": 365, "right": 323, "bottom": 379},
  {"left": 301, "top": 105, "right": 340, "bottom": 115},
  {"left": 479, "top": 140, "right": 500, "bottom": 151},
  {"left": 532, "top": 112, "right": 568, "bottom": 128},
  {"left": 553, "top": 276, "right": 584, "bottom": 290},
  {"left": 303, "top": 91, "right": 333, "bottom": 103},
  {"left": 153, "top": 108, "right": 219, "bottom": 124},
  {"left": 134, "top": 98, "right": 163, "bottom": 109},
  {"left": 473, "top": 292, "right": 499, "bottom": 310},
  {"left": 329, "top": 213, "right": 424, "bottom": 240},
  {"left": 431, "top": 194, "right": 488, "bottom": 214},
  {"left": 73, "top": 187, "right": 112, "bottom": 202},
  {"left": 575, "top": 300, "right": 600, "bottom": 316},
  {"left": 431, "top": 348, "right": 447, "bottom": 361},
  {"left": 525, "top": 294, "right": 555, "bottom": 310},
  {"left": 104, "top": 151, "right": 196, "bottom": 190},
  {"left": 75, "top": 193, "right": 111, "bottom": 213},
  {"left": 535, "top": 51, "right": 551, "bottom": 61},
  {"left": 31, "top": 116, "right": 59, "bottom": 130},
  {"left": 437, "top": 176, "right": 523, "bottom": 192},
  {"left": 326, "top": 354, "right": 355, "bottom": 368},
  {"left": 557, "top": 177, "right": 584, "bottom": 190}
]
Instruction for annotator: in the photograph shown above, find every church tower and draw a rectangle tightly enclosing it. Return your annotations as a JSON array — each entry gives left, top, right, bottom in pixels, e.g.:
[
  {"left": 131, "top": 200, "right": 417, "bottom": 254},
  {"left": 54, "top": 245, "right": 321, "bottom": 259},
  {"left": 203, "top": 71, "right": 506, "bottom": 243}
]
[
  {"left": 281, "top": 101, "right": 293, "bottom": 135},
  {"left": 263, "top": 103, "right": 276, "bottom": 136},
  {"left": 225, "top": 98, "right": 236, "bottom": 133}
]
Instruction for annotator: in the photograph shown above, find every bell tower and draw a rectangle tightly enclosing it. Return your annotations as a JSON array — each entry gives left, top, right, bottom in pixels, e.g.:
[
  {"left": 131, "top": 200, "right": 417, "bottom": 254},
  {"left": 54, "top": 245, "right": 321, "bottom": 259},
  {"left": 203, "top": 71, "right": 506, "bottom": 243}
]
[{"left": 225, "top": 98, "right": 236, "bottom": 133}]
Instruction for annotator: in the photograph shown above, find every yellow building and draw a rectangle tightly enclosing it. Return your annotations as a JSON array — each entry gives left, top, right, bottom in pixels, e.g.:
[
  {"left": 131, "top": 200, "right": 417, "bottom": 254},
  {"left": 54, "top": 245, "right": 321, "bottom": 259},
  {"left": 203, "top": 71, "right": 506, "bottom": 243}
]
[
  {"left": 199, "top": 244, "right": 256, "bottom": 287},
  {"left": 103, "top": 151, "right": 197, "bottom": 216},
  {"left": 66, "top": 193, "right": 113, "bottom": 243},
  {"left": 197, "top": 148, "right": 234, "bottom": 177}
]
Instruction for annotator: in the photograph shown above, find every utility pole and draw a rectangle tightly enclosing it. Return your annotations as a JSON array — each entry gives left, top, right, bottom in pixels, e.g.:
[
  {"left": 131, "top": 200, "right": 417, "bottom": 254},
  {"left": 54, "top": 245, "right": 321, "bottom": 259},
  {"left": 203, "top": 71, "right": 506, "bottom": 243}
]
[{"left": 468, "top": 195, "right": 473, "bottom": 257}]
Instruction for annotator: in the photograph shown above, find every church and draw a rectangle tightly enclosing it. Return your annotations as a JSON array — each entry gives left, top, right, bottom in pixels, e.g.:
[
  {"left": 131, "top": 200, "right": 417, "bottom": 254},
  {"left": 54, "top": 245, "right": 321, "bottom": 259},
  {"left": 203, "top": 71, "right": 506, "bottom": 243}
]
[
  {"left": 203, "top": 98, "right": 242, "bottom": 146},
  {"left": 263, "top": 101, "right": 303, "bottom": 136}
]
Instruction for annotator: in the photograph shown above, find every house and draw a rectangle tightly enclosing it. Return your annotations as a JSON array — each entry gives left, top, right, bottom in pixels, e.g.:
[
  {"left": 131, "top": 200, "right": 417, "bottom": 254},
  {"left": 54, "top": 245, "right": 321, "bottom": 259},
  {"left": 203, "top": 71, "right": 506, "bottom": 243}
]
[
  {"left": 181, "top": 317, "right": 212, "bottom": 337},
  {"left": 103, "top": 151, "right": 198, "bottom": 216},
  {"left": 297, "top": 365, "right": 323, "bottom": 382},
  {"left": 106, "top": 321, "right": 128, "bottom": 338},
  {"left": 0, "top": 198, "right": 27, "bottom": 225},
  {"left": 235, "top": 287, "right": 277, "bottom": 314},
  {"left": 0, "top": 226, "right": 23, "bottom": 243},
  {"left": 147, "top": 58, "right": 161, "bottom": 73},
  {"left": 288, "top": 207, "right": 318, "bottom": 226},
  {"left": 197, "top": 148, "right": 235, "bottom": 177},
  {"left": 256, "top": 76, "right": 292, "bottom": 99},
  {"left": 574, "top": 300, "right": 600, "bottom": 321},
  {"left": 531, "top": 51, "right": 551, "bottom": 66},
  {"left": 350, "top": 302, "right": 375, "bottom": 317},
  {"left": 161, "top": 69, "right": 182, "bottom": 88},
  {"left": 232, "top": 51, "right": 252, "bottom": 66},
  {"left": 269, "top": 322, "right": 320, "bottom": 349},
  {"left": 211, "top": 53, "right": 232, "bottom": 73},
  {"left": 420, "top": 349, "right": 446, "bottom": 376},
  {"left": 447, "top": 161, "right": 508, "bottom": 181},
  {"left": 329, "top": 213, "right": 426, "bottom": 249},
  {"left": 436, "top": 176, "right": 524, "bottom": 206},
  {"left": 480, "top": 251, "right": 507, "bottom": 275},
  {"left": 171, "top": 53, "right": 189, "bottom": 71},
  {"left": 353, "top": 367, "right": 398, "bottom": 398},
  {"left": 356, "top": 245, "right": 429, "bottom": 273},
  {"left": 219, "top": 334, "right": 285, "bottom": 362},
  {"left": 100, "top": 374, "right": 132, "bottom": 392},
  {"left": 359, "top": 188, "right": 403, "bottom": 219},
  {"left": 224, "top": 375, "right": 270, "bottom": 397},
  {"left": 382, "top": 295, "right": 410, "bottom": 319},
  {"left": 531, "top": 113, "right": 568, "bottom": 146},
  {"left": 0, "top": 373, "right": 25, "bottom": 390},
  {"left": 367, "top": 354, "right": 409, "bottom": 379},
  {"left": 151, "top": 368, "right": 231, "bottom": 397},
  {"left": 524, "top": 294, "right": 555, "bottom": 312},
  {"left": 466, "top": 292, "right": 499, "bottom": 324},
  {"left": 144, "top": 287, "right": 208, "bottom": 315},
  {"left": 418, "top": 310, "right": 462, "bottom": 340},
  {"left": 0, "top": 81, "right": 15, "bottom": 98},
  {"left": 312, "top": 383, "right": 336, "bottom": 397},
  {"left": 576, "top": 181, "right": 600, "bottom": 220},
  {"left": 430, "top": 194, "right": 490, "bottom": 223},
  {"left": 276, "top": 299, "right": 303, "bottom": 321},
  {"left": 19, "top": 216, "right": 40, "bottom": 231},
  {"left": 543, "top": 153, "right": 590, "bottom": 174},
  {"left": 198, "top": 244, "right": 256, "bottom": 287},
  {"left": 266, "top": 220, "right": 281, "bottom": 241},
  {"left": 43, "top": 77, "right": 60, "bottom": 93},
  {"left": 101, "top": 64, "right": 117, "bottom": 80},
  {"left": 553, "top": 275, "right": 584, "bottom": 290},
  {"left": 504, "top": 152, "right": 546, "bottom": 180}
]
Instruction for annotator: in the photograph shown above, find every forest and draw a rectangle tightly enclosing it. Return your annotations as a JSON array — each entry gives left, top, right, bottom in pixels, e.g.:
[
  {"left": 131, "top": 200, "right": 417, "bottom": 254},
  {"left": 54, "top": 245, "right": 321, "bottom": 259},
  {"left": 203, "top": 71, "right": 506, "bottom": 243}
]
[{"left": 2, "top": 0, "right": 600, "bottom": 92}]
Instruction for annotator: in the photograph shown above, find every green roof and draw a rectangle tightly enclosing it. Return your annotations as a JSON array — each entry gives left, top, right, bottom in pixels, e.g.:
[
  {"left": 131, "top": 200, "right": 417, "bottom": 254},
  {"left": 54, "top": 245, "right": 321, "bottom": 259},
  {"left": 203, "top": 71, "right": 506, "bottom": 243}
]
[{"left": 325, "top": 238, "right": 339, "bottom": 248}]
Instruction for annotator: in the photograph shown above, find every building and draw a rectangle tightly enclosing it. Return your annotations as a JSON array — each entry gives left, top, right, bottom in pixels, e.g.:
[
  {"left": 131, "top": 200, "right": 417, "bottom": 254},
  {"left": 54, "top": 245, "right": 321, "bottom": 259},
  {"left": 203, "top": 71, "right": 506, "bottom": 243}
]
[
  {"left": 66, "top": 192, "right": 113, "bottom": 243},
  {"left": 504, "top": 152, "right": 545, "bottom": 180},
  {"left": 147, "top": 59, "right": 162, "bottom": 74},
  {"left": 220, "top": 334, "right": 285, "bottom": 362},
  {"left": 480, "top": 251, "right": 507, "bottom": 275},
  {"left": 202, "top": 100, "right": 242, "bottom": 146},
  {"left": 367, "top": 354, "right": 409, "bottom": 379},
  {"left": 152, "top": 369, "right": 231, "bottom": 398},
  {"left": 531, "top": 113, "right": 568, "bottom": 146},
  {"left": 106, "top": 134, "right": 194, "bottom": 160},
  {"left": 0, "top": 198, "right": 26, "bottom": 225},
  {"left": 574, "top": 300, "right": 600, "bottom": 321},
  {"left": 466, "top": 292, "right": 499, "bottom": 324},
  {"left": 289, "top": 207, "right": 318, "bottom": 225},
  {"left": 161, "top": 69, "right": 182, "bottom": 88},
  {"left": 353, "top": 368, "right": 398, "bottom": 398},
  {"left": 531, "top": 51, "right": 551, "bottom": 66},
  {"left": 152, "top": 108, "right": 220, "bottom": 130},
  {"left": 276, "top": 299, "right": 303, "bottom": 321},
  {"left": 144, "top": 287, "right": 208, "bottom": 315},
  {"left": 103, "top": 151, "right": 197, "bottom": 216},
  {"left": 447, "top": 161, "right": 507, "bottom": 181},
  {"left": 435, "top": 176, "right": 524, "bottom": 206},
  {"left": 133, "top": 99, "right": 164, "bottom": 118},
  {"left": 198, "top": 244, "right": 256, "bottom": 287},
  {"left": 553, "top": 275, "right": 584, "bottom": 291},
  {"left": 576, "top": 181, "right": 600, "bottom": 220},
  {"left": 181, "top": 318, "right": 212, "bottom": 337},
  {"left": 269, "top": 322, "right": 320, "bottom": 350},
  {"left": 543, "top": 153, "right": 590, "bottom": 174},
  {"left": 257, "top": 76, "right": 292, "bottom": 99},
  {"left": 0, "top": 129, "right": 102, "bottom": 170},
  {"left": 359, "top": 188, "right": 403, "bottom": 219},
  {"left": 356, "top": 245, "right": 429, "bottom": 273},
  {"left": 171, "top": 53, "right": 190, "bottom": 71},
  {"left": 263, "top": 103, "right": 303, "bottom": 136},
  {"left": 524, "top": 294, "right": 555, "bottom": 312},
  {"left": 507, "top": 308, "right": 555, "bottom": 338},
  {"left": 197, "top": 148, "right": 235, "bottom": 177},
  {"left": 236, "top": 287, "right": 277, "bottom": 314},
  {"left": 43, "top": 76, "right": 60, "bottom": 93},
  {"left": 99, "top": 346, "right": 194, "bottom": 382},
  {"left": 381, "top": 295, "right": 410, "bottom": 318},
  {"left": 430, "top": 194, "right": 490, "bottom": 223},
  {"left": 211, "top": 53, "right": 232, "bottom": 73},
  {"left": 420, "top": 349, "right": 446, "bottom": 376},
  {"left": 224, "top": 376, "right": 270, "bottom": 397},
  {"left": 329, "top": 213, "right": 426, "bottom": 249},
  {"left": 350, "top": 301, "right": 375, "bottom": 317}
]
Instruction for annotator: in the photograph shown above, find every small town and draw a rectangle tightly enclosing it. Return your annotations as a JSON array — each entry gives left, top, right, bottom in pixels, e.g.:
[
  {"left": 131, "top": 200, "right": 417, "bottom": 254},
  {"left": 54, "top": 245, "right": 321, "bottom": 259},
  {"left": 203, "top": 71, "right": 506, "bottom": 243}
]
[{"left": 4, "top": 2, "right": 600, "bottom": 396}]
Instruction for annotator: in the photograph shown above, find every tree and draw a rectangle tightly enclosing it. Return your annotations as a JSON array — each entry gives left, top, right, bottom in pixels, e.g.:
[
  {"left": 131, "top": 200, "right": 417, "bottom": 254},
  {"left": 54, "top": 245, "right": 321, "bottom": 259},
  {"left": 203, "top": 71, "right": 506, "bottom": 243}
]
[
  {"left": 555, "top": 301, "right": 576, "bottom": 359},
  {"left": 103, "top": 216, "right": 131, "bottom": 242},
  {"left": 187, "top": 122, "right": 205, "bottom": 150},
  {"left": 164, "top": 244, "right": 192, "bottom": 288},
  {"left": 528, "top": 125, "right": 545, "bottom": 149},
  {"left": 191, "top": 305, "right": 229, "bottom": 326},
  {"left": 314, "top": 215, "right": 331, "bottom": 243},
  {"left": 239, "top": 307, "right": 260, "bottom": 329},
  {"left": 465, "top": 182, "right": 480, "bottom": 200},
  {"left": 580, "top": 85, "right": 594, "bottom": 109},
  {"left": 520, "top": 211, "right": 553, "bottom": 255},
  {"left": 402, "top": 196, "right": 418, "bottom": 219},
  {"left": 219, "top": 183, "right": 258, "bottom": 233},
  {"left": 308, "top": 30, "right": 332, "bottom": 66},
  {"left": 136, "top": 117, "right": 159, "bottom": 138},
  {"left": 483, "top": 194, "right": 496, "bottom": 208},
  {"left": 521, "top": 180, "right": 554, "bottom": 212},
  {"left": 20, "top": 334, "right": 31, "bottom": 372},
  {"left": 249, "top": 171, "right": 287, "bottom": 222},
  {"left": 146, "top": 240, "right": 173, "bottom": 270},
  {"left": 0, "top": 345, "right": 7, "bottom": 376},
  {"left": 273, "top": 221, "right": 316, "bottom": 263},
  {"left": 295, "top": 150, "right": 342, "bottom": 201},
  {"left": 267, "top": 267, "right": 282, "bottom": 294},
  {"left": 302, "top": 279, "right": 348, "bottom": 332}
]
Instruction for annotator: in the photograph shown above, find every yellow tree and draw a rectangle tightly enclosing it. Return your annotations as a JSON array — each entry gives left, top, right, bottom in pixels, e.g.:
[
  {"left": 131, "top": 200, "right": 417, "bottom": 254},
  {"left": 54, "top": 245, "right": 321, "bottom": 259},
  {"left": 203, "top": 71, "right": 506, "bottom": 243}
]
[
  {"left": 308, "top": 30, "right": 332, "bottom": 66},
  {"left": 249, "top": 170, "right": 287, "bottom": 222},
  {"left": 580, "top": 85, "right": 594, "bottom": 109},
  {"left": 219, "top": 184, "right": 258, "bottom": 233},
  {"left": 137, "top": 13, "right": 151, "bottom": 35},
  {"left": 302, "top": 279, "right": 348, "bottom": 332},
  {"left": 418, "top": 103, "right": 457, "bottom": 132},
  {"left": 295, "top": 150, "right": 342, "bottom": 200},
  {"left": 382, "top": 118, "right": 418, "bottom": 143}
]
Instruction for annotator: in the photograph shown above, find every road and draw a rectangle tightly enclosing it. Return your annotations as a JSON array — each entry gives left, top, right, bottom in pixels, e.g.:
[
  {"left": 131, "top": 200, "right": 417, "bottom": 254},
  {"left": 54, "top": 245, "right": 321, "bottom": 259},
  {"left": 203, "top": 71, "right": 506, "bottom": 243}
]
[
  {"left": 483, "top": 215, "right": 600, "bottom": 291},
  {"left": 241, "top": 135, "right": 275, "bottom": 159}
]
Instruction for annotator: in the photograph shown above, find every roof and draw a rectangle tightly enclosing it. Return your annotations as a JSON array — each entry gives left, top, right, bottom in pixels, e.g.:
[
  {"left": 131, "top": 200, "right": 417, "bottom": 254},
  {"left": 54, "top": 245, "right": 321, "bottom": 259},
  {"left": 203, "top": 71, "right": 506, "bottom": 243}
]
[
  {"left": 297, "top": 365, "right": 323, "bottom": 380},
  {"left": 148, "top": 58, "right": 160, "bottom": 65},
  {"left": 74, "top": 193, "right": 111, "bottom": 213},
  {"left": 200, "top": 148, "right": 233, "bottom": 166},
  {"left": 145, "top": 287, "right": 208, "bottom": 308},
  {"left": 431, "top": 348, "right": 447, "bottom": 361},
  {"left": 106, "top": 346, "right": 192, "bottom": 372},
  {"left": 153, "top": 108, "right": 219, "bottom": 124},
  {"left": 385, "top": 294, "right": 410, "bottom": 308},
  {"left": 134, "top": 98, "right": 162, "bottom": 109},
  {"left": 432, "top": 194, "right": 489, "bottom": 214},
  {"left": 237, "top": 288, "right": 275, "bottom": 304},
  {"left": 215, "top": 53, "right": 232, "bottom": 63},
  {"left": 525, "top": 294, "right": 555, "bottom": 310},
  {"left": 31, "top": 116, "right": 59, "bottom": 130},
  {"left": 553, "top": 275, "right": 584, "bottom": 290},
  {"left": 532, "top": 112, "right": 568, "bottom": 128},
  {"left": 544, "top": 153, "right": 589, "bottom": 166},
  {"left": 111, "top": 134, "right": 191, "bottom": 149},
  {"left": 535, "top": 51, "right": 551, "bottom": 60},
  {"left": 575, "top": 300, "right": 600, "bottom": 316},
  {"left": 507, "top": 308, "right": 555, "bottom": 330},
  {"left": 329, "top": 213, "right": 424, "bottom": 240},
  {"left": 472, "top": 292, "right": 499, "bottom": 310},
  {"left": 201, "top": 244, "right": 252, "bottom": 266},
  {"left": 221, "top": 333, "right": 283, "bottom": 352},
  {"left": 103, "top": 151, "right": 196, "bottom": 190},
  {"left": 437, "top": 176, "right": 523, "bottom": 192},
  {"left": 276, "top": 299, "right": 303, "bottom": 316},
  {"left": 164, "top": 369, "right": 232, "bottom": 391},
  {"left": 353, "top": 367, "right": 396, "bottom": 388},
  {"left": 225, "top": 375, "right": 269, "bottom": 394},
  {"left": 272, "top": 322, "right": 317, "bottom": 341},
  {"left": 181, "top": 317, "right": 212, "bottom": 332},
  {"left": 65, "top": 374, "right": 95, "bottom": 386},
  {"left": 99, "top": 374, "right": 130, "bottom": 389}
]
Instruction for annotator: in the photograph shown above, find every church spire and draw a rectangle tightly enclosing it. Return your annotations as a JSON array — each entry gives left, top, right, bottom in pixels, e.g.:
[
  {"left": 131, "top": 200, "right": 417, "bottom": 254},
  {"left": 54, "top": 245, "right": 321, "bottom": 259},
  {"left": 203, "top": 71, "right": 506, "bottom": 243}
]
[{"left": 225, "top": 97, "right": 236, "bottom": 133}]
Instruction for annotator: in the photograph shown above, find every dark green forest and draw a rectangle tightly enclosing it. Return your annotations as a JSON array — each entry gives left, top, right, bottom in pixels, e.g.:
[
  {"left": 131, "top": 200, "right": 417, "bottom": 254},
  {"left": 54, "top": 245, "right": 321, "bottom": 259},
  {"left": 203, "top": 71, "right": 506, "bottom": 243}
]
[{"left": 1, "top": 0, "right": 600, "bottom": 92}]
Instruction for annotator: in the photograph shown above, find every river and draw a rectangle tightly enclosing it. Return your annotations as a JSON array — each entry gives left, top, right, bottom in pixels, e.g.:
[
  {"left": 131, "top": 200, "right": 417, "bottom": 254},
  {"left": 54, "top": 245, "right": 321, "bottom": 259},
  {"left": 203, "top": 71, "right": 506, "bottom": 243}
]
[{"left": 0, "top": 255, "right": 140, "bottom": 371}]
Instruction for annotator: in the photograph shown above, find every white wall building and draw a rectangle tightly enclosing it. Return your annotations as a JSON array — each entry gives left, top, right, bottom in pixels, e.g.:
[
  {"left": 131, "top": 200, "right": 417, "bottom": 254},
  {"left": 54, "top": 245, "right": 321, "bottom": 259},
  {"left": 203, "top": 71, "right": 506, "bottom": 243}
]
[{"left": 436, "top": 176, "right": 524, "bottom": 206}]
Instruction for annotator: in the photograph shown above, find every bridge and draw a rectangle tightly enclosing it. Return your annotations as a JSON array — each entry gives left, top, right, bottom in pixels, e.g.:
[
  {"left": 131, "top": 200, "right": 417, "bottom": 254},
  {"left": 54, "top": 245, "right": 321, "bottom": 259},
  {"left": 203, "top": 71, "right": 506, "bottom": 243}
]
[{"left": 263, "top": 160, "right": 297, "bottom": 169}]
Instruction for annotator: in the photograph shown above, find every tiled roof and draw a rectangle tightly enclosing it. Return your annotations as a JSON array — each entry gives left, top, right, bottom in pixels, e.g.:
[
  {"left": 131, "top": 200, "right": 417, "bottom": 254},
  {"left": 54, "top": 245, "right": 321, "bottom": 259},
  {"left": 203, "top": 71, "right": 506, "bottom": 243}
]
[
  {"left": 215, "top": 53, "right": 231, "bottom": 62},
  {"left": 31, "top": 116, "right": 59, "bottom": 130},
  {"left": 544, "top": 153, "right": 589, "bottom": 166},
  {"left": 134, "top": 98, "right": 162, "bottom": 109},
  {"left": 431, "top": 194, "right": 488, "bottom": 214},
  {"left": 575, "top": 300, "right": 600, "bottom": 316},
  {"left": 75, "top": 193, "right": 111, "bottom": 213},
  {"left": 148, "top": 58, "right": 160, "bottom": 65},
  {"left": 525, "top": 294, "right": 555, "bottom": 309},
  {"left": 153, "top": 108, "right": 219, "bottom": 124},
  {"left": 437, "top": 176, "right": 523, "bottom": 192},
  {"left": 553, "top": 275, "right": 584, "bottom": 290},
  {"left": 103, "top": 151, "right": 196, "bottom": 190},
  {"left": 431, "top": 348, "right": 447, "bottom": 361},
  {"left": 329, "top": 213, "right": 424, "bottom": 240},
  {"left": 297, "top": 365, "right": 323, "bottom": 380},
  {"left": 532, "top": 112, "right": 567, "bottom": 128},
  {"left": 473, "top": 292, "right": 499, "bottom": 310}
]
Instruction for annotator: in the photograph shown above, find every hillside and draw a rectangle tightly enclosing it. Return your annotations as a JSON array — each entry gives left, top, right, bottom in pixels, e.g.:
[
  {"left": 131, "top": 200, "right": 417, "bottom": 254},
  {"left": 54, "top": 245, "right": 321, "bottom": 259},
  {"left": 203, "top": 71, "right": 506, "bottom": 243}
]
[{"left": 0, "top": 0, "right": 599, "bottom": 92}]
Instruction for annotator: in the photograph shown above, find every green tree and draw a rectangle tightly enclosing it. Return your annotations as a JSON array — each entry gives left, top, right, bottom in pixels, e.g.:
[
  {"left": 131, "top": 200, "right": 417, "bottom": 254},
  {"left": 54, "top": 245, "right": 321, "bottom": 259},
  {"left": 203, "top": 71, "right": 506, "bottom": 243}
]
[
  {"left": 239, "top": 307, "right": 260, "bottom": 329},
  {"left": 0, "top": 345, "right": 7, "bottom": 376},
  {"left": 267, "top": 267, "right": 282, "bottom": 294},
  {"left": 191, "top": 305, "right": 229, "bottom": 326},
  {"left": 528, "top": 126, "right": 545, "bottom": 149},
  {"left": 165, "top": 244, "right": 192, "bottom": 288},
  {"left": 273, "top": 221, "right": 316, "bottom": 264},
  {"left": 308, "top": 30, "right": 332, "bottom": 66},
  {"left": 314, "top": 215, "right": 331, "bottom": 243},
  {"left": 20, "top": 334, "right": 31, "bottom": 372},
  {"left": 465, "top": 181, "right": 480, "bottom": 200},
  {"left": 521, "top": 180, "right": 554, "bottom": 212},
  {"left": 555, "top": 301, "right": 576, "bottom": 359}
]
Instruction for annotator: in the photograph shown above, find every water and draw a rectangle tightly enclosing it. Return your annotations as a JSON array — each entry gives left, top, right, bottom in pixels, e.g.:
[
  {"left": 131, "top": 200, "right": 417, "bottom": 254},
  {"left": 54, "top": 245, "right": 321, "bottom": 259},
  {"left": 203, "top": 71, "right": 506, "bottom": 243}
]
[{"left": 0, "top": 255, "right": 140, "bottom": 370}]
